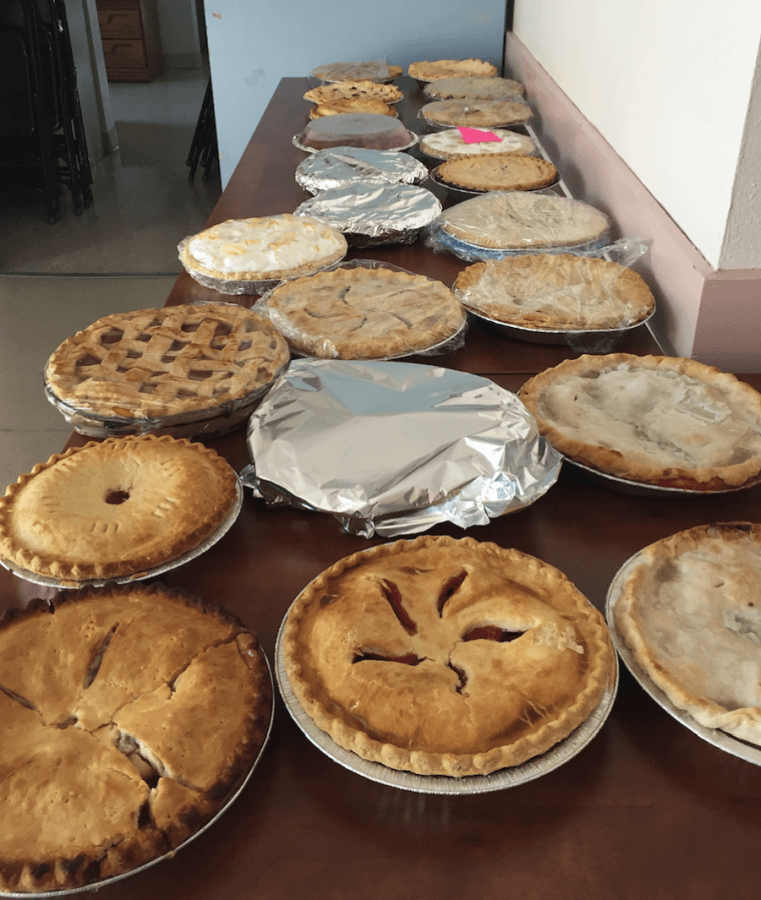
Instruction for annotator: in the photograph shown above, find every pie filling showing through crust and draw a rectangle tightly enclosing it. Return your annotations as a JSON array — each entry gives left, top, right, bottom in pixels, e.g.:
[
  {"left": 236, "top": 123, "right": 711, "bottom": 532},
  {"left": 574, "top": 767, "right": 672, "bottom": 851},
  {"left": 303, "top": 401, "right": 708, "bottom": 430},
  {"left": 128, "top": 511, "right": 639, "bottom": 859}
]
[
  {"left": 0, "top": 434, "right": 239, "bottom": 582},
  {"left": 0, "top": 583, "right": 272, "bottom": 893},
  {"left": 519, "top": 353, "right": 761, "bottom": 490},
  {"left": 264, "top": 266, "right": 466, "bottom": 359},
  {"left": 436, "top": 154, "right": 558, "bottom": 193},
  {"left": 283, "top": 535, "right": 614, "bottom": 777},
  {"left": 614, "top": 522, "right": 761, "bottom": 746}
]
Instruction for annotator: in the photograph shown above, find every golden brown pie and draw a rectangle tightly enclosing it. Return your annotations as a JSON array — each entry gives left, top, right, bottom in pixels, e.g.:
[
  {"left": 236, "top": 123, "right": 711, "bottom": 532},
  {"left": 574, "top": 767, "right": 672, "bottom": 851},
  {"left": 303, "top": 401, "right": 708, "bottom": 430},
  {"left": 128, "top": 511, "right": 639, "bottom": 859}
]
[
  {"left": 421, "top": 99, "right": 533, "bottom": 128},
  {"left": 264, "top": 266, "right": 466, "bottom": 359},
  {"left": 283, "top": 535, "right": 614, "bottom": 777},
  {"left": 436, "top": 154, "right": 558, "bottom": 193},
  {"left": 311, "top": 62, "right": 402, "bottom": 82},
  {"left": 304, "top": 81, "right": 402, "bottom": 105},
  {"left": 0, "top": 434, "right": 239, "bottom": 582},
  {"left": 44, "top": 303, "right": 290, "bottom": 435},
  {"left": 453, "top": 255, "right": 655, "bottom": 330},
  {"left": 419, "top": 127, "right": 536, "bottom": 160},
  {"left": 519, "top": 354, "right": 761, "bottom": 490},
  {"left": 408, "top": 59, "right": 498, "bottom": 81},
  {"left": 614, "top": 522, "right": 761, "bottom": 744},
  {"left": 425, "top": 75, "right": 525, "bottom": 100},
  {"left": 309, "top": 99, "right": 397, "bottom": 119},
  {"left": 0, "top": 582, "right": 272, "bottom": 893}
]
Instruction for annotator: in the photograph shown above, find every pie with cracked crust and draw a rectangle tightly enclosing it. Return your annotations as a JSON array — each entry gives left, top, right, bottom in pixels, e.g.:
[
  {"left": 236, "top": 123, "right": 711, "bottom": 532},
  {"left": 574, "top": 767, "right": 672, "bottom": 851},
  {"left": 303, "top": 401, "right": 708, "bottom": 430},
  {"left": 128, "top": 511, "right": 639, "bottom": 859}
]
[
  {"left": 436, "top": 154, "right": 558, "bottom": 193},
  {"left": 304, "top": 81, "right": 402, "bottom": 105},
  {"left": 0, "top": 582, "right": 272, "bottom": 893},
  {"left": 419, "top": 127, "right": 536, "bottom": 161},
  {"left": 283, "top": 535, "right": 614, "bottom": 777},
  {"left": 613, "top": 522, "right": 761, "bottom": 745},
  {"left": 44, "top": 303, "right": 290, "bottom": 436},
  {"left": 264, "top": 265, "right": 466, "bottom": 359},
  {"left": 425, "top": 76, "right": 525, "bottom": 100},
  {"left": 421, "top": 99, "right": 533, "bottom": 129},
  {"left": 408, "top": 59, "right": 498, "bottom": 82},
  {"left": 0, "top": 434, "right": 239, "bottom": 582},
  {"left": 519, "top": 354, "right": 761, "bottom": 490},
  {"left": 453, "top": 255, "right": 655, "bottom": 330}
]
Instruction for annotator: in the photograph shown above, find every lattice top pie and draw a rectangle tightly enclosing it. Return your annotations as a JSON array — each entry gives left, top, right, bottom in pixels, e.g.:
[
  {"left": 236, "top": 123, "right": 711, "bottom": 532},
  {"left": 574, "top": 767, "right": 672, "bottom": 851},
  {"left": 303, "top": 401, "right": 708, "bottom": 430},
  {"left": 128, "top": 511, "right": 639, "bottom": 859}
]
[
  {"left": 425, "top": 75, "right": 525, "bottom": 100},
  {"left": 436, "top": 154, "right": 558, "bottom": 192},
  {"left": 408, "top": 59, "right": 498, "bottom": 81},
  {"left": 283, "top": 535, "right": 614, "bottom": 777},
  {"left": 422, "top": 99, "right": 533, "bottom": 128},
  {"left": 519, "top": 354, "right": 761, "bottom": 490},
  {"left": 0, "top": 582, "right": 272, "bottom": 893}
]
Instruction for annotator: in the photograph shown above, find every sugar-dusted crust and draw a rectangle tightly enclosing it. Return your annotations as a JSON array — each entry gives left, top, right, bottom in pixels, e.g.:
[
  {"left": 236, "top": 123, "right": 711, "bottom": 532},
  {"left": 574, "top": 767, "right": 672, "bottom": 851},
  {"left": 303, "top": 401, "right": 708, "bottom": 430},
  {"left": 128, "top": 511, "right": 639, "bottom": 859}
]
[
  {"left": 519, "top": 354, "right": 761, "bottom": 490},
  {"left": 310, "top": 99, "right": 397, "bottom": 119},
  {"left": 436, "top": 154, "right": 557, "bottom": 193},
  {"left": 453, "top": 254, "right": 655, "bottom": 330},
  {"left": 425, "top": 75, "right": 524, "bottom": 100},
  {"left": 0, "top": 583, "right": 272, "bottom": 893},
  {"left": 408, "top": 59, "right": 498, "bottom": 81},
  {"left": 0, "top": 434, "right": 239, "bottom": 581},
  {"left": 614, "top": 522, "right": 761, "bottom": 743},
  {"left": 304, "top": 81, "right": 402, "bottom": 105},
  {"left": 265, "top": 266, "right": 466, "bottom": 359},
  {"left": 422, "top": 99, "right": 532, "bottom": 128},
  {"left": 283, "top": 535, "right": 614, "bottom": 777},
  {"left": 419, "top": 127, "right": 536, "bottom": 160}
]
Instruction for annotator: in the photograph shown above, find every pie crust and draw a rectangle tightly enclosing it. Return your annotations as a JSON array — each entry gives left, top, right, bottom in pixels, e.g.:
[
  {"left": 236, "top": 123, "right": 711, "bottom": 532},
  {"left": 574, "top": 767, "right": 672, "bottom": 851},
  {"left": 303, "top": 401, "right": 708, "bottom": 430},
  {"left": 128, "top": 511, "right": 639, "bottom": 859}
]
[
  {"left": 425, "top": 76, "right": 525, "bottom": 100},
  {"left": 304, "top": 81, "right": 402, "bottom": 105},
  {"left": 453, "top": 254, "right": 655, "bottom": 330},
  {"left": 264, "top": 266, "right": 466, "bottom": 359},
  {"left": 44, "top": 303, "right": 290, "bottom": 426},
  {"left": 0, "top": 582, "right": 271, "bottom": 893},
  {"left": 421, "top": 99, "right": 533, "bottom": 128},
  {"left": 419, "top": 127, "right": 536, "bottom": 161},
  {"left": 408, "top": 59, "right": 498, "bottom": 81},
  {"left": 310, "top": 99, "right": 397, "bottom": 119},
  {"left": 283, "top": 535, "right": 614, "bottom": 777},
  {"left": 436, "top": 154, "right": 558, "bottom": 193},
  {"left": 311, "top": 62, "right": 402, "bottom": 82},
  {"left": 0, "top": 434, "right": 239, "bottom": 582},
  {"left": 519, "top": 354, "right": 761, "bottom": 490},
  {"left": 614, "top": 522, "right": 761, "bottom": 745}
]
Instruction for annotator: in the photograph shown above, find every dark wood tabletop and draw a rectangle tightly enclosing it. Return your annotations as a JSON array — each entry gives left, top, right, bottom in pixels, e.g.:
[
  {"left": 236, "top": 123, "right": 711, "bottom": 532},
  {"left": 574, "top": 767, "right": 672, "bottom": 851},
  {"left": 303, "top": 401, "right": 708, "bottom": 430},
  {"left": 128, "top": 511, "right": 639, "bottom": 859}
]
[{"left": 3, "top": 77, "right": 761, "bottom": 900}]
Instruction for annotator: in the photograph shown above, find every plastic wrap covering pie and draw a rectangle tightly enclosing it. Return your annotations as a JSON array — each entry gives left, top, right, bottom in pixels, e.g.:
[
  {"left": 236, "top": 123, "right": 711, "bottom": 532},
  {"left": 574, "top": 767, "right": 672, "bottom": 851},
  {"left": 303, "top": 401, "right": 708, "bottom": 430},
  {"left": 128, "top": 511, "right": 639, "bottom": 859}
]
[
  {"left": 453, "top": 255, "right": 655, "bottom": 331},
  {"left": 295, "top": 113, "right": 416, "bottom": 153},
  {"left": 262, "top": 264, "right": 466, "bottom": 359},
  {"left": 0, "top": 434, "right": 239, "bottom": 583},
  {"left": 44, "top": 303, "right": 290, "bottom": 439},
  {"left": 435, "top": 154, "right": 558, "bottom": 193},
  {"left": 295, "top": 147, "right": 428, "bottom": 195},
  {"left": 408, "top": 59, "right": 498, "bottom": 81},
  {"left": 282, "top": 535, "right": 614, "bottom": 777},
  {"left": 178, "top": 214, "right": 348, "bottom": 293},
  {"left": 304, "top": 81, "right": 402, "bottom": 105},
  {"left": 425, "top": 76, "right": 525, "bottom": 101},
  {"left": 421, "top": 99, "right": 533, "bottom": 129},
  {"left": 0, "top": 583, "right": 272, "bottom": 894},
  {"left": 614, "top": 522, "right": 761, "bottom": 744},
  {"left": 419, "top": 127, "right": 536, "bottom": 161},
  {"left": 311, "top": 61, "right": 402, "bottom": 83},
  {"left": 310, "top": 99, "right": 397, "bottom": 119},
  {"left": 519, "top": 354, "right": 761, "bottom": 490}
]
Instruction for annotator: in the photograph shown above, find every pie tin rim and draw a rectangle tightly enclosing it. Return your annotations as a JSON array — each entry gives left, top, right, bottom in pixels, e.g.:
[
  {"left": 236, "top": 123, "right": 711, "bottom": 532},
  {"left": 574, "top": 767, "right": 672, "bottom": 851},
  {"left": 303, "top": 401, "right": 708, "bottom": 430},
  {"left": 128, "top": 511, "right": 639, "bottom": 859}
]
[
  {"left": 274, "top": 595, "right": 618, "bottom": 794},
  {"left": 0, "top": 653, "right": 275, "bottom": 898},
  {"left": 606, "top": 552, "right": 761, "bottom": 767},
  {"left": 433, "top": 222, "right": 611, "bottom": 260},
  {"left": 429, "top": 165, "right": 560, "bottom": 198},
  {"left": 0, "top": 476, "right": 243, "bottom": 589}
]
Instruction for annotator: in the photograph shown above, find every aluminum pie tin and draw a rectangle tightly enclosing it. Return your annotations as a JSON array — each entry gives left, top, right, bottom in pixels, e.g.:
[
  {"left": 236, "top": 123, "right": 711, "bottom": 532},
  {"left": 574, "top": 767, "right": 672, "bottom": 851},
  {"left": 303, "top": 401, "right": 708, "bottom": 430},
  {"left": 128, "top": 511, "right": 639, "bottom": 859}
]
[
  {"left": 606, "top": 553, "right": 761, "bottom": 767},
  {"left": 429, "top": 166, "right": 560, "bottom": 199},
  {"left": 0, "top": 477, "right": 243, "bottom": 589},
  {"left": 275, "top": 601, "right": 618, "bottom": 794},
  {"left": 431, "top": 223, "right": 611, "bottom": 261},
  {"left": 1, "top": 654, "right": 275, "bottom": 899}
]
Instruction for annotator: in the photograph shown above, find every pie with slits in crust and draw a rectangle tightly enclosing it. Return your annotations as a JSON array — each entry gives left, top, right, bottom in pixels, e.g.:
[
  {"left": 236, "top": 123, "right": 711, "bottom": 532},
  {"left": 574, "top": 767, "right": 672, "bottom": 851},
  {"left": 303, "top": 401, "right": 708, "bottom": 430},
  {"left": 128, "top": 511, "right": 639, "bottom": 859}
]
[
  {"left": 283, "top": 535, "right": 614, "bottom": 777},
  {"left": 0, "top": 582, "right": 272, "bottom": 893}
]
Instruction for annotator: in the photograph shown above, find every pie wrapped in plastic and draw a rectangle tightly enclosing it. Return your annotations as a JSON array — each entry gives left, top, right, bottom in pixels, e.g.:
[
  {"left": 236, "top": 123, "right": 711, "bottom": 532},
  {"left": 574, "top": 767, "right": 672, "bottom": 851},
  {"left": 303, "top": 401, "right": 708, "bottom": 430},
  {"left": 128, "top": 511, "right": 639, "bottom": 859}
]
[
  {"left": 435, "top": 154, "right": 558, "bottom": 193},
  {"left": 424, "top": 75, "right": 525, "bottom": 100},
  {"left": 408, "top": 59, "right": 498, "bottom": 82},
  {"left": 311, "top": 61, "right": 402, "bottom": 83},
  {"left": 421, "top": 99, "right": 533, "bottom": 129},
  {"left": 418, "top": 127, "right": 536, "bottom": 161}
]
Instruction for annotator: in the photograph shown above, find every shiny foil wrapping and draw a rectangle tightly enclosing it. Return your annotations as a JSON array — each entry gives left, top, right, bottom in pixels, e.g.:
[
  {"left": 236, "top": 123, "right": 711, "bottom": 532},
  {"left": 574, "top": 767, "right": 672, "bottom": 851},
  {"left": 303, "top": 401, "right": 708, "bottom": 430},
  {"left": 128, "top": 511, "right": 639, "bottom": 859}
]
[
  {"left": 295, "top": 147, "right": 429, "bottom": 194},
  {"left": 243, "top": 359, "right": 562, "bottom": 537}
]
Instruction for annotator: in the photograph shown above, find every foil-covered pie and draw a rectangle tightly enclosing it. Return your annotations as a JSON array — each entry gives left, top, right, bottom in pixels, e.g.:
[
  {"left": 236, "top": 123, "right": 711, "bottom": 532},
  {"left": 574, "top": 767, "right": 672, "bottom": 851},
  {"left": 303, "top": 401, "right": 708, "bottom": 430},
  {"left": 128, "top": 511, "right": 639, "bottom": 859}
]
[
  {"left": 436, "top": 154, "right": 557, "bottom": 193},
  {"left": 425, "top": 75, "right": 525, "bottom": 100},
  {"left": 283, "top": 535, "right": 614, "bottom": 776},
  {"left": 419, "top": 127, "right": 536, "bottom": 161},
  {"left": 421, "top": 99, "right": 533, "bottom": 129},
  {"left": 0, "top": 582, "right": 271, "bottom": 893},
  {"left": 408, "top": 59, "right": 498, "bottom": 82}
]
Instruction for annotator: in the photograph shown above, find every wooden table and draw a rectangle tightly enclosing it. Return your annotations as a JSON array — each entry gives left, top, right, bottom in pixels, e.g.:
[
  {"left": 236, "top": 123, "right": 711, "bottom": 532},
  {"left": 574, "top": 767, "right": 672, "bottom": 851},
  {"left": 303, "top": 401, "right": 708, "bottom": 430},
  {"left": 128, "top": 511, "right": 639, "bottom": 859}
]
[{"left": 3, "top": 77, "right": 761, "bottom": 900}]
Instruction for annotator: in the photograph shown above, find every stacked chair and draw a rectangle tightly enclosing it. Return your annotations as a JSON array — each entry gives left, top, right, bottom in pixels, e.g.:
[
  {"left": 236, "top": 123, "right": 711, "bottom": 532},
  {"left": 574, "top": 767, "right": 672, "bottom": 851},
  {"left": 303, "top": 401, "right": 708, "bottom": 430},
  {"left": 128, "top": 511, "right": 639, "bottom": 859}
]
[
  {"left": 186, "top": 77, "right": 219, "bottom": 183},
  {"left": 0, "top": 0, "right": 93, "bottom": 222}
]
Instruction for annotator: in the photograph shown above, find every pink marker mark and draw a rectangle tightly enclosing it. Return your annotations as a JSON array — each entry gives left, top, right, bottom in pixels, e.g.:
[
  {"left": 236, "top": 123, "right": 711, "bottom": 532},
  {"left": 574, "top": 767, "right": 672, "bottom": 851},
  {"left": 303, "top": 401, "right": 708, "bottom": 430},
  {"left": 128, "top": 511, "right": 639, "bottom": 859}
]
[{"left": 458, "top": 127, "right": 502, "bottom": 144}]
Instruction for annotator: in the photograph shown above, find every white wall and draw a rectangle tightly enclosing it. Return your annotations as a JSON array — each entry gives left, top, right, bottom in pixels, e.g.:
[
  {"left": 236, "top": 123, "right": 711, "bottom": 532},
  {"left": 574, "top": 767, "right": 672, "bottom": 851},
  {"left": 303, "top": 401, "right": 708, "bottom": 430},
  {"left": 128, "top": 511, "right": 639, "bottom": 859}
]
[{"left": 513, "top": 0, "right": 761, "bottom": 270}]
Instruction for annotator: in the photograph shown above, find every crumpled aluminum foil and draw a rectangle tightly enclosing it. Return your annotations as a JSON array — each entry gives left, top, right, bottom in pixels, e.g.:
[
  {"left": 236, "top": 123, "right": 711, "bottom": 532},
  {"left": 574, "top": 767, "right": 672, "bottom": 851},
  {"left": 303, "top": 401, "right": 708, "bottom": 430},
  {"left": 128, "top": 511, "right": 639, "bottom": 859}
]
[
  {"left": 295, "top": 147, "right": 429, "bottom": 194},
  {"left": 242, "top": 359, "right": 562, "bottom": 537}
]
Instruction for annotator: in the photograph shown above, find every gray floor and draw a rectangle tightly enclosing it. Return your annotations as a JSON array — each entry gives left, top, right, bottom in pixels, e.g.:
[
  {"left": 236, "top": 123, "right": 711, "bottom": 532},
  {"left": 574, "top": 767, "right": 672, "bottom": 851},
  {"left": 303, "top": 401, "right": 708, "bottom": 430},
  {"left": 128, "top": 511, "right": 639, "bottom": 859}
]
[{"left": 0, "top": 67, "right": 222, "bottom": 489}]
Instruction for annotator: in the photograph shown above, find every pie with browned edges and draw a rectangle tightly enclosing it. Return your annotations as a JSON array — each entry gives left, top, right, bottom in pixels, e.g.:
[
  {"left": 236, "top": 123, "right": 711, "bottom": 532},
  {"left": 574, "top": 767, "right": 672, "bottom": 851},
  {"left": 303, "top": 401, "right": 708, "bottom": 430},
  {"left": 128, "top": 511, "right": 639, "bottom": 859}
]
[
  {"left": 283, "top": 535, "right": 614, "bottom": 777},
  {"left": 0, "top": 582, "right": 272, "bottom": 893},
  {"left": 436, "top": 154, "right": 558, "bottom": 193}
]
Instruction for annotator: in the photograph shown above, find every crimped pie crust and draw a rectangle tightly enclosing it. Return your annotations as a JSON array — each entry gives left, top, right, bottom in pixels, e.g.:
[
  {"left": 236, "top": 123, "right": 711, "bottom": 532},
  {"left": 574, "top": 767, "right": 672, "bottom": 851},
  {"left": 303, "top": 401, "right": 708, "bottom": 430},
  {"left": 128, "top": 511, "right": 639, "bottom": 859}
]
[
  {"left": 0, "top": 583, "right": 271, "bottom": 893},
  {"left": 453, "top": 255, "right": 655, "bottom": 330},
  {"left": 310, "top": 99, "right": 397, "bottom": 119},
  {"left": 283, "top": 535, "right": 614, "bottom": 777},
  {"left": 425, "top": 75, "right": 525, "bottom": 100},
  {"left": 264, "top": 266, "right": 466, "bottom": 359},
  {"left": 422, "top": 99, "right": 532, "bottom": 128},
  {"left": 614, "top": 522, "right": 761, "bottom": 744},
  {"left": 519, "top": 354, "right": 761, "bottom": 490},
  {"left": 0, "top": 434, "right": 239, "bottom": 581},
  {"left": 436, "top": 154, "right": 557, "bottom": 192},
  {"left": 304, "top": 81, "right": 402, "bottom": 105},
  {"left": 408, "top": 59, "right": 498, "bottom": 81},
  {"left": 179, "top": 215, "right": 347, "bottom": 283},
  {"left": 419, "top": 127, "right": 536, "bottom": 160},
  {"left": 44, "top": 303, "right": 290, "bottom": 421}
]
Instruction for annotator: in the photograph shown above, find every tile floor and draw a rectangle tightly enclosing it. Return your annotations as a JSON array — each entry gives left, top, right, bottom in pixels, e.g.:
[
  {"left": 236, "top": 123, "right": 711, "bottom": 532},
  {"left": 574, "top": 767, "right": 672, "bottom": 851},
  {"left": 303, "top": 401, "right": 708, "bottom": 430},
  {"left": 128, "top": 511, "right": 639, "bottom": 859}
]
[{"left": 0, "top": 66, "right": 222, "bottom": 488}]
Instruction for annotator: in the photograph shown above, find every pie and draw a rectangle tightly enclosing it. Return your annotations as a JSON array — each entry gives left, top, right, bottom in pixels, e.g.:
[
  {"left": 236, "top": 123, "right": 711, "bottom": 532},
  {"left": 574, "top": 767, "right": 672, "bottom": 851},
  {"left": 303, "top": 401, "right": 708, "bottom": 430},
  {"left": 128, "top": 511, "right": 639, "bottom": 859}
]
[
  {"left": 309, "top": 99, "right": 397, "bottom": 119},
  {"left": 0, "top": 434, "right": 239, "bottom": 582},
  {"left": 178, "top": 215, "right": 347, "bottom": 287},
  {"left": 440, "top": 192, "right": 610, "bottom": 250},
  {"left": 419, "top": 127, "right": 536, "bottom": 161},
  {"left": 264, "top": 265, "right": 466, "bottom": 359},
  {"left": 295, "top": 147, "right": 428, "bottom": 194},
  {"left": 519, "top": 354, "right": 761, "bottom": 490},
  {"left": 408, "top": 59, "right": 498, "bottom": 81},
  {"left": 296, "top": 113, "right": 415, "bottom": 152},
  {"left": 283, "top": 535, "right": 614, "bottom": 777},
  {"left": 614, "top": 522, "right": 761, "bottom": 745},
  {"left": 311, "top": 61, "right": 402, "bottom": 82},
  {"left": 436, "top": 154, "right": 558, "bottom": 193},
  {"left": 304, "top": 81, "right": 403, "bottom": 105},
  {"left": 0, "top": 582, "right": 272, "bottom": 893},
  {"left": 425, "top": 75, "right": 525, "bottom": 100},
  {"left": 421, "top": 99, "right": 533, "bottom": 128},
  {"left": 44, "top": 303, "right": 290, "bottom": 436},
  {"left": 453, "top": 254, "right": 656, "bottom": 330}
]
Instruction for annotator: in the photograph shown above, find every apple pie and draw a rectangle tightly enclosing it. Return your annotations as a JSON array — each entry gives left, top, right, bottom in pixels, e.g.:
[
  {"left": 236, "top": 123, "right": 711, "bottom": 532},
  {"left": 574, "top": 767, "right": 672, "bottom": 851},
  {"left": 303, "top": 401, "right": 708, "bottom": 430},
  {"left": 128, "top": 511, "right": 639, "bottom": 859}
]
[
  {"left": 309, "top": 99, "right": 397, "bottom": 119},
  {"left": 436, "top": 154, "right": 558, "bottom": 193},
  {"left": 304, "top": 81, "right": 402, "bottom": 105}
]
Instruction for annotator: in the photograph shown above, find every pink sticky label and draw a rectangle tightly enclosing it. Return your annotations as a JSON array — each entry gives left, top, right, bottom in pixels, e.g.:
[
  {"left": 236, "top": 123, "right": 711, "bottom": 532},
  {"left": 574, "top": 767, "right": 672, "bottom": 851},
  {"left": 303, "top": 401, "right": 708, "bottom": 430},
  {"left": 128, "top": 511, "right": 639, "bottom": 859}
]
[{"left": 458, "top": 127, "right": 502, "bottom": 144}]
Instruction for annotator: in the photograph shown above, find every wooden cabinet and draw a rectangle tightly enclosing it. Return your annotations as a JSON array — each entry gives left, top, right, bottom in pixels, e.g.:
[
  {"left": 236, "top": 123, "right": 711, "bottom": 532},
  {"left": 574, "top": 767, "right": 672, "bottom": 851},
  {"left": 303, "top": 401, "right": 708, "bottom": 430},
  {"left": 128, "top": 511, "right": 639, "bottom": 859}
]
[{"left": 96, "top": 0, "right": 163, "bottom": 82}]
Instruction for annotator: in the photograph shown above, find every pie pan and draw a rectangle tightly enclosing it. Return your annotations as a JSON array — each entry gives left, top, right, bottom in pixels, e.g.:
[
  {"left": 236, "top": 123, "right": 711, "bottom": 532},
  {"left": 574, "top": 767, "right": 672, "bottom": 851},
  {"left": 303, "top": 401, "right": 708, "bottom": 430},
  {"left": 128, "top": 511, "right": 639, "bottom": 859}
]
[
  {"left": 429, "top": 166, "right": 560, "bottom": 199},
  {"left": 431, "top": 223, "right": 611, "bottom": 261},
  {"left": 275, "top": 604, "right": 618, "bottom": 794},
  {"left": 565, "top": 458, "right": 761, "bottom": 496}
]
